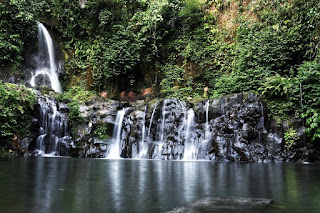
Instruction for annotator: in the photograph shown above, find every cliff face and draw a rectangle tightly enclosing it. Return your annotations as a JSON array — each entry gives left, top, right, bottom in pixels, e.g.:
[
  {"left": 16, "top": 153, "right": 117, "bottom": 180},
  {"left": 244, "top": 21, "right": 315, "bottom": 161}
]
[{"left": 25, "top": 93, "right": 316, "bottom": 162}]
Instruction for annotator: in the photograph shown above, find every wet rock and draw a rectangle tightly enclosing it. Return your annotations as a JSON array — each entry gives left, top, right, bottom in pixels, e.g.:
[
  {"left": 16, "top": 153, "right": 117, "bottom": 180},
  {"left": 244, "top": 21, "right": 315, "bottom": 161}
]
[
  {"left": 58, "top": 102, "right": 69, "bottom": 113},
  {"left": 20, "top": 137, "right": 34, "bottom": 152},
  {"left": 36, "top": 92, "right": 317, "bottom": 162},
  {"left": 165, "top": 197, "right": 274, "bottom": 213},
  {"left": 28, "top": 95, "right": 71, "bottom": 156}
]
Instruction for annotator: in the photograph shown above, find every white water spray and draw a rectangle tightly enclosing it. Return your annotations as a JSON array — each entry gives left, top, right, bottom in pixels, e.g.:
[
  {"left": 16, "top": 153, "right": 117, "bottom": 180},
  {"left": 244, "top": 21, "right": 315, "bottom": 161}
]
[
  {"left": 205, "top": 100, "right": 210, "bottom": 140},
  {"left": 148, "top": 105, "right": 157, "bottom": 139},
  {"left": 183, "top": 109, "right": 198, "bottom": 160},
  {"left": 30, "top": 22, "right": 62, "bottom": 93},
  {"left": 107, "top": 109, "right": 126, "bottom": 159},
  {"left": 138, "top": 106, "right": 148, "bottom": 158},
  {"left": 160, "top": 100, "right": 167, "bottom": 143},
  {"left": 34, "top": 97, "right": 69, "bottom": 156}
]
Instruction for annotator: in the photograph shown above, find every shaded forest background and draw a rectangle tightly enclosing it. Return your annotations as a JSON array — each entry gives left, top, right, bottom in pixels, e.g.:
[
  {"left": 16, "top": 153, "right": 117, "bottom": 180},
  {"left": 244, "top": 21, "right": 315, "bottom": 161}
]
[{"left": 1, "top": 0, "right": 320, "bottom": 146}]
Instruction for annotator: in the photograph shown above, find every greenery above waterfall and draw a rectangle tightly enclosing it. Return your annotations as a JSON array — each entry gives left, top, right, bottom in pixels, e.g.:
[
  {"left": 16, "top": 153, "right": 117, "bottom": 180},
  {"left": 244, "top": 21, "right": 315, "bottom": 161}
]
[
  {"left": 0, "top": 0, "right": 36, "bottom": 70},
  {"left": 1, "top": 0, "right": 320, "bottom": 142}
]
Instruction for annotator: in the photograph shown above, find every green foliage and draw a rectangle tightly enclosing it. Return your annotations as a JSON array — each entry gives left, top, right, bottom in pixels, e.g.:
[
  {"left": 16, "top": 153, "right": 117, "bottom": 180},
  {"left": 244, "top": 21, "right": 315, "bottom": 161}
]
[
  {"left": 67, "top": 101, "right": 84, "bottom": 135},
  {"left": 284, "top": 127, "right": 299, "bottom": 149},
  {"left": 294, "top": 58, "right": 320, "bottom": 141},
  {"left": 56, "top": 86, "right": 96, "bottom": 137},
  {"left": 302, "top": 109, "right": 320, "bottom": 142},
  {"left": 160, "top": 64, "right": 184, "bottom": 92},
  {"left": 296, "top": 58, "right": 320, "bottom": 110},
  {"left": 159, "top": 63, "right": 195, "bottom": 99},
  {"left": 0, "top": 0, "right": 36, "bottom": 68},
  {"left": 129, "top": 0, "right": 168, "bottom": 58},
  {"left": 58, "top": 86, "right": 97, "bottom": 104},
  {"left": 92, "top": 26, "right": 141, "bottom": 88},
  {"left": 93, "top": 125, "right": 109, "bottom": 140},
  {"left": 2, "top": 0, "right": 320, "bottom": 143},
  {"left": 260, "top": 74, "right": 293, "bottom": 99},
  {"left": 0, "top": 83, "right": 36, "bottom": 146},
  {"left": 235, "top": 23, "right": 303, "bottom": 74}
]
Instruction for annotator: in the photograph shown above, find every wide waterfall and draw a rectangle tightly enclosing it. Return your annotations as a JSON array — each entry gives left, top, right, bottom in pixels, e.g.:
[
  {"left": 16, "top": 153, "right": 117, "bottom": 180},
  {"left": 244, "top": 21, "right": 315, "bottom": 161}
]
[
  {"left": 33, "top": 96, "right": 70, "bottom": 156},
  {"left": 106, "top": 99, "right": 204, "bottom": 160},
  {"left": 29, "top": 22, "right": 62, "bottom": 93},
  {"left": 100, "top": 94, "right": 283, "bottom": 161}
]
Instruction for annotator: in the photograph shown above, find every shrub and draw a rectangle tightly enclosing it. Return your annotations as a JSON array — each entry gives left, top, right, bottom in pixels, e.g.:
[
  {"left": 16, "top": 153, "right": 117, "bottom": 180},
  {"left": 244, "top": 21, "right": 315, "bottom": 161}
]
[{"left": 0, "top": 83, "right": 36, "bottom": 147}]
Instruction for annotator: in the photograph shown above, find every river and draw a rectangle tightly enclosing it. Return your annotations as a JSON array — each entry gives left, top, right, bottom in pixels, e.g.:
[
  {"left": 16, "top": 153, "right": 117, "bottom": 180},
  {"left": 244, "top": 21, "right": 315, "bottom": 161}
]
[{"left": 0, "top": 158, "right": 319, "bottom": 212}]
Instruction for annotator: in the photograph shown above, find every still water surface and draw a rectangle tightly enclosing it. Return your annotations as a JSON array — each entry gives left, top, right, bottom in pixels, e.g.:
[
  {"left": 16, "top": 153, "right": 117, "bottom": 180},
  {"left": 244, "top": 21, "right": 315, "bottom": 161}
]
[{"left": 0, "top": 158, "right": 319, "bottom": 213}]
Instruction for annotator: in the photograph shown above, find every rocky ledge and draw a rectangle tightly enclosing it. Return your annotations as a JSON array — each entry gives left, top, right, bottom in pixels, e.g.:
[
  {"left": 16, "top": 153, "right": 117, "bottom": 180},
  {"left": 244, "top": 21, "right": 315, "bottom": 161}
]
[{"left": 26, "top": 93, "right": 320, "bottom": 162}]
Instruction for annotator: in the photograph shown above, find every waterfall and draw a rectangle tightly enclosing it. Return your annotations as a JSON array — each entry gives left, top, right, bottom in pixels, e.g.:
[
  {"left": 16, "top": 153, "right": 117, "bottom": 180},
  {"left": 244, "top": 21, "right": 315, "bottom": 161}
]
[
  {"left": 138, "top": 106, "right": 148, "bottom": 159},
  {"left": 34, "top": 97, "right": 70, "bottom": 156},
  {"left": 300, "top": 83, "right": 306, "bottom": 145},
  {"left": 160, "top": 100, "right": 167, "bottom": 143},
  {"left": 258, "top": 103, "right": 265, "bottom": 144},
  {"left": 157, "top": 100, "right": 167, "bottom": 156},
  {"left": 106, "top": 108, "right": 127, "bottom": 159},
  {"left": 29, "top": 22, "right": 62, "bottom": 93},
  {"left": 69, "top": 94, "right": 283, "bottom": 162},
  {"left": 205, "top": 100, "right": 210, "bottom": 140},
  {"left": 147, "top": 104, "right": 157, "bottom": 140},
  {"left": 183, "top": 109, "right": 198, "bottom": 160}
]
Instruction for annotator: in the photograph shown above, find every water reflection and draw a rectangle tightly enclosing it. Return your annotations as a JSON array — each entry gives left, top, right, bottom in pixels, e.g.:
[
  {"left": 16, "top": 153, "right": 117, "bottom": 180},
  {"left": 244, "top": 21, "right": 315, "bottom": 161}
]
[{"left": 0, "top": 158, "right": 320, "bottom": 212}]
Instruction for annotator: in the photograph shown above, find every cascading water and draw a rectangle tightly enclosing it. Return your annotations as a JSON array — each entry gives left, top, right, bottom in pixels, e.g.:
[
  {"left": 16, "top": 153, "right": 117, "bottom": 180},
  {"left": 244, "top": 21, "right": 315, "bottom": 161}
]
[
  {"left": 258, "top": 103, "right": 265, "bottom": 144},
  {"left": 100, "top": 93, "right": 280, "bottom": 162},
  {"left": 183, "top": 109, "right": 198, "bottom": 160},
  {"left": 29, "top": 22, "right": 62, "bottom": 93},
  {"left": 159, "top": 100, "right": 167, "bottom": 143},
  {"left": 138, "top": 106, "right": 148, "bottom": 158},
  {"left": 34, "top": 96, "right": 70, "bottom": 156},
  {"left": 156, "top": 99, "right": 167, "bottom": 157},
  {"left": 205, "top": 100, "right": 210, "bottom": 140},
  {"left": 106, "top": 108, "right": 127, "bottom": 159},
  {"left": 147, "top": 104, "right": 157, "bottom": 139}
]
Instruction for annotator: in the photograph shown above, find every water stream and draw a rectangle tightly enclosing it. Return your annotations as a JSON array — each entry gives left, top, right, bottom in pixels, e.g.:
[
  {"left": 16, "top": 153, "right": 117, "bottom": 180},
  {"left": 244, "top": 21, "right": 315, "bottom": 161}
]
[
  {"left": 148, "top": 104, "right": 157, "bottom": 139},
  {"left": 205, "top": 100, "right": 210, "bottom": 141},
  {"left": 138, "top": 106, "right": 148, "bottom": 159},
  {"left": 183, "top": 109, "right": 197, "bottom": 160},
  {"left": 34, "top": 97, "right": 69, "bottom": 156},
  {"left": 29, "top": 22, "right": 62, "bottom": 93},
  {"left": 106, "top": 108, "right": 127, "bottom": 159}
]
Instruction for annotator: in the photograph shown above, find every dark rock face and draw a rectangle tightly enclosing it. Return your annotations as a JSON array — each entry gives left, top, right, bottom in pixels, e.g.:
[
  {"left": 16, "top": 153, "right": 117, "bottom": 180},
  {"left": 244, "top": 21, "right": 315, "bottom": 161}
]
[
  {"left": 70, "top": 99, "right": 120, "bottom": 158},
  {"left": 112, "top": 93, "right": 283, "bottom": 161},
  {"left": 200, "top": 93, "right": 278, "bottom": 162},
  {"left": 0, "top": 66, "right": 21, "bottom": 83},
  {"left": 25, "top": 93, "right": 320, "bottom": 162},
  {"left": 165, "top": 197, "right": 274, "bottom": 213},
  {"left": 109, "top": 93, "right": 319, "bottom": 161}
]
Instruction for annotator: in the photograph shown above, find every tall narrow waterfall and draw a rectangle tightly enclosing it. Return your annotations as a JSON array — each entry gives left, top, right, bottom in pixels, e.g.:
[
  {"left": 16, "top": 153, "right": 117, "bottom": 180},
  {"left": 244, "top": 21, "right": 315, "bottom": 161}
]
[
  {"left": 205, "top": 100, "right": 210, "bottom": 140},
  {"left": 106, "top": 108, "right": 127, "bottom": 159},
  {"left": 148, "top": 104, "right": 157, "bottom": 139},
  {"left": 138, "top": 106, "right": 148, "bottom": 158},
  {"left": 34, "top": 97, "right": 70, "bottom": 156},
  {"left": 155, "top": 100, "right": 169, "bottom": 157},
  {"left": 29, "top": 22, "right": 62, "bottom": 93},
  {"left": 183, "top": 109, "right": 197, "bottom": 160}
]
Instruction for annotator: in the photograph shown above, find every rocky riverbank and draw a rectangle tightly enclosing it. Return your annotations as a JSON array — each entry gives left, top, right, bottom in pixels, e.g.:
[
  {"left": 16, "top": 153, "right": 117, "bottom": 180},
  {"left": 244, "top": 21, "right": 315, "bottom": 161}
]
[{"left": 22, "top": 92, "right": 320, "bottom": 162}]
